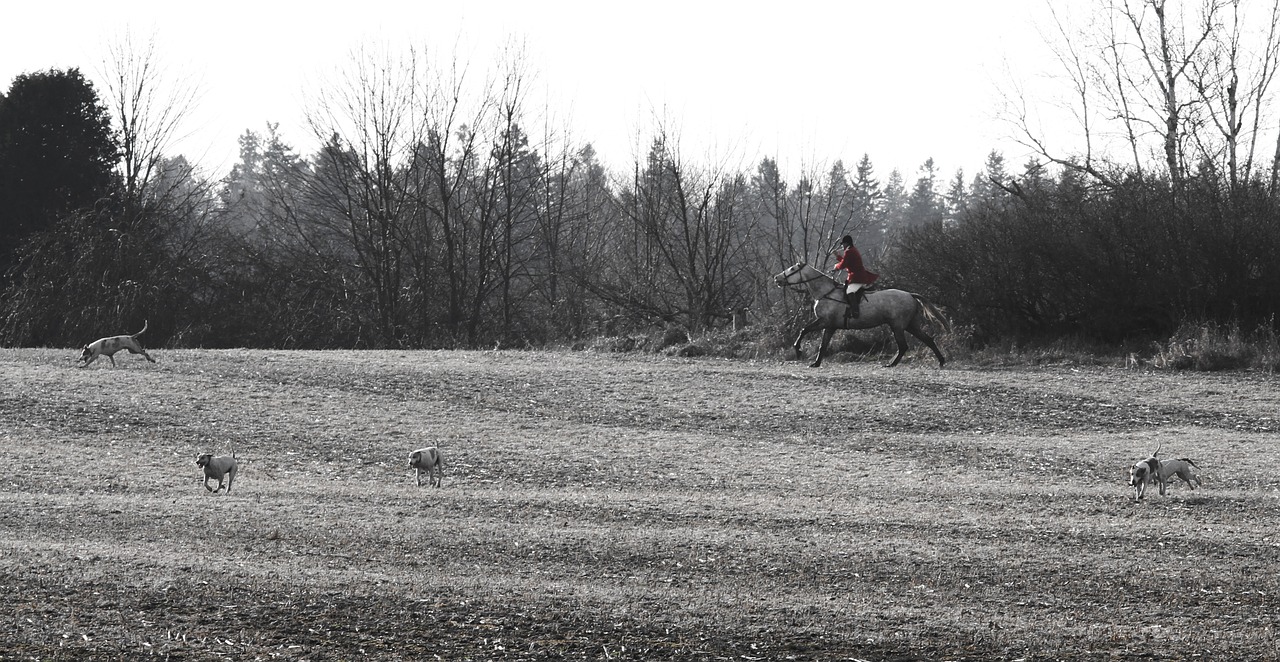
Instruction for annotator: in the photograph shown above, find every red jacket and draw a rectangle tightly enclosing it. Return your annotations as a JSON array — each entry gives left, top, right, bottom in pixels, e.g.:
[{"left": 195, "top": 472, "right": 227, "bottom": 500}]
[{"left": 835, "top": 245, "right": 879, "bottom": 285}]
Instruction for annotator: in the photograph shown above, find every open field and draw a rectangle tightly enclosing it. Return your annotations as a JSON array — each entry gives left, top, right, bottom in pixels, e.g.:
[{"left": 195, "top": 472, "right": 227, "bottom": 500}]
[{"left": 2, "top": 348, "right": 1280, "bottom": 661}]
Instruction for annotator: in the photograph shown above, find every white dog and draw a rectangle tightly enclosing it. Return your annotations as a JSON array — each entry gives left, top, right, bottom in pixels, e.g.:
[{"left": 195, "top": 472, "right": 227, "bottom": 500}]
[
  {"left": 196, "top": 453, "right": 238, "bottom": 494},
  {"left": 409, "top": 447, "right": 444, "bottom": 487},
  {"left": 79, "top": 320, "right": 156, "bottom": 367},
  {"left": 1128, "top": 443, "right": 1161, "bottom": 500},
  {"left": 1154, "top": 457, "right": 1202, "bottom": 495},
  {"left": 1129, "top": 456, "right": 1160, "bottom": 500}
]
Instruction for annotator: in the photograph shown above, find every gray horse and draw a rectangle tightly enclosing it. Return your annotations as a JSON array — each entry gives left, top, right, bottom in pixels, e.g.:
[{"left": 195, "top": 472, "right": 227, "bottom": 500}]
[{"left": 774, "top": 262, "right": 948, "bottom": 368}]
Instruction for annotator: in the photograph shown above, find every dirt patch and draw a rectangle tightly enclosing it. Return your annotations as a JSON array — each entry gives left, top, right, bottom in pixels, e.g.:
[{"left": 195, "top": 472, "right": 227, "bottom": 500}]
[{"left": 2, "top": 348, "right": 1278, "bottom": 660}]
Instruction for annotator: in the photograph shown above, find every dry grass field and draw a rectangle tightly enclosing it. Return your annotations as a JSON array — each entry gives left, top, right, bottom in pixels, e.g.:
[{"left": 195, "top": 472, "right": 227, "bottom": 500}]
[{"left": 2, "top": 347, "right": 1279, "bottom": 661}]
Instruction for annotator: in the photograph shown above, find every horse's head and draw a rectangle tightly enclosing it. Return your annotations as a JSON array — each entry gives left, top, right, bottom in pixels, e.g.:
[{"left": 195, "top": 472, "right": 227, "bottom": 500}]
[{"left": 773, "top": 262, "right": 809, "bottom": 287}]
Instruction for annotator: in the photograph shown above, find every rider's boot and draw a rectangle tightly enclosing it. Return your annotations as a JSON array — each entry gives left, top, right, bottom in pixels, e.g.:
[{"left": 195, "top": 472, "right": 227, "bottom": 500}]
[{"left": 845, "top": 290, "right": 861, "bottom": 323}]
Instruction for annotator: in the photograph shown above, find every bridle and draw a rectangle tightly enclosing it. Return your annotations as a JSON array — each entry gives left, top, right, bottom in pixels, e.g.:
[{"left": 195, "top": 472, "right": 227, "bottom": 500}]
[
  {"left": 780, "top": 265, "right": 847, "bottom": 304},
  {"left": 780, "top": 265, "right": 828, "bottom": 287}
]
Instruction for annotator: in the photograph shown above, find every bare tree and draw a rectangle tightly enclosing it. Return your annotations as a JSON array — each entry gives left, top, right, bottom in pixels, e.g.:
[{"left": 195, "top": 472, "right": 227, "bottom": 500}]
[
  {"left": 609, "top": 122, "right": 756, "bottom": 332},
  {"left": 1006, "top": 0, "right": 1280, "bottom": 190},
  {"left": 409, "top": 49, "right": 500, "bottom": 344},
  {"left": 305, "top": 44, "right": 428, "bottom": 346},
  {"left": 95, "top": 31, "right": 217, "bottom": 343},
  {"left": 1182, "top": 0, "right": 1280, "bottom": 190},
  {"left": 487, "top": 40, "right": 542, "bottom": 339},
  {"left": 100, "top": 31, "right": 201, "bottom": 211}
]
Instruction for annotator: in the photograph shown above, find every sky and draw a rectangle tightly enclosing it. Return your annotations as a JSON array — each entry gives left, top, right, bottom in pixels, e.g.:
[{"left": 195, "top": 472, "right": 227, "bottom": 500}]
[{"left": 1, "top": 1, "right": 1063, "bottom": 183}]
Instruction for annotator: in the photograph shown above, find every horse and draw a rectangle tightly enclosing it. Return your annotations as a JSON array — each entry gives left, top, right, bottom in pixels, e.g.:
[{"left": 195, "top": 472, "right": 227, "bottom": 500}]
[{"left": 773, "top": 262, "right": 948, "bottom": 368}]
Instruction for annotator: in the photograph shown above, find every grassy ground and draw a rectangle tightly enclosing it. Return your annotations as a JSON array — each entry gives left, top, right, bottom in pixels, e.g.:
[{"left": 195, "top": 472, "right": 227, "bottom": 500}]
[{"left": 2, "top": 347, "right": 1279, "bottom": 661}]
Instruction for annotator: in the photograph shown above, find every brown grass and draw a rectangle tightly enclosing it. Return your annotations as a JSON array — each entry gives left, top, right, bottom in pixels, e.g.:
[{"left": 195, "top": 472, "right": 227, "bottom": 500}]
[{"left": 2, "top": 348, "right": 1280, "bottom": 660}]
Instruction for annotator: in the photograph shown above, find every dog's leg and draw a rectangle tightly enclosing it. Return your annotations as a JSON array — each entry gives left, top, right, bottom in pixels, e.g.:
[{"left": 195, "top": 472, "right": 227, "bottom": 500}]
[
  {"left": 126, "top": 345, "right": 156, "bottom": 363},
  {"left": 226, "top": 467, "right": 236, "bottom": 494}
]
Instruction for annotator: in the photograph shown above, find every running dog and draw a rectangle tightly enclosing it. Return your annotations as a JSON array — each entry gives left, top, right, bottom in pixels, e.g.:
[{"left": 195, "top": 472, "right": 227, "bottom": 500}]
[
  {"left": 196, "top": 453, "right": 238, "bottom": 494},
  {"left": 409, "top": 447, "right": 444, "bottom": 487},
  {"left": 1129, "top": 443, "right": 1161, "bottom": 500},
  {"left": 1154, "top": 457, "right": 1202, "bottom": 495},
  {"left": 78, "top": 320, "right": 156, "bottom": 367}
]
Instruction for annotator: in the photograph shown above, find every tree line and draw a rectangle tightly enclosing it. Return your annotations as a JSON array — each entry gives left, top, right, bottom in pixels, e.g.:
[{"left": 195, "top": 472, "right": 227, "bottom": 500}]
[
  {"left": 0, "top": 47, "right": 951, "bottom": 350},
  {"left": 4, "top": 2, "right": 1280, "bottom": 353}
]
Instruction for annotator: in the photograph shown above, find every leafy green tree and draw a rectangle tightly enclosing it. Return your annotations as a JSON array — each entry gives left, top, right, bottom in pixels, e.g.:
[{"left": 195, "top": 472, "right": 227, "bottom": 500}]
[{"left": 0, "top": 68, "right": 118, "bottom": 277}]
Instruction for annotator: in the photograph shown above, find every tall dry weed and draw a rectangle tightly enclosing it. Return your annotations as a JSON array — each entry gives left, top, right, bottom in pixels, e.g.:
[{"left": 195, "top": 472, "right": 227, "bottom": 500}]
[{"left": 1151, "top": 320, "right": 1280, "bottom": 372}]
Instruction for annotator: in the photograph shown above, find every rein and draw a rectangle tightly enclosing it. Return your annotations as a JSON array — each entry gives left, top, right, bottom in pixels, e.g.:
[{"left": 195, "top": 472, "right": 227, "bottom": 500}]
[{"left": 784, "top": 267, "right": 847, "bottom": 304}]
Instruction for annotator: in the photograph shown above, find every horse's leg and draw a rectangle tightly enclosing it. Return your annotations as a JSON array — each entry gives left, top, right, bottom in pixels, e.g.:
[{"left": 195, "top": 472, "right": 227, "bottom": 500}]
[
  {"left": 887, "top": 328, "right": 909, "bottom": 367},
  {"left": 810, "top": 327, "right": 835, "bottom": 368},
  {"left": 793, "top": 318, "right": 823, "bottom": 359},
  {"left": 907, "top": 321, "right": 947, "bottom": 367}
]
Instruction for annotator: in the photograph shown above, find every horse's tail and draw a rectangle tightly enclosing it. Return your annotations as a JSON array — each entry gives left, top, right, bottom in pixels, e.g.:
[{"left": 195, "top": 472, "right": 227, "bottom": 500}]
[{"left": 911, "top": 294, "right": 950, "bottom": 332}]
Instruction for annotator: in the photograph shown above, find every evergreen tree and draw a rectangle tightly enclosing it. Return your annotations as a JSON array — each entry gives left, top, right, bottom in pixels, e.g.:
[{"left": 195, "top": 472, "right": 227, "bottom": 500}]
[
  {"left": 820, "top": 160, "right": 853, "bottom": 241},
  {"left": 904, "top": 158, "right": 944, "bottom": 227},
  {"left": 849, "top": 154, "right": 884, "bottom": 253},
  {"left": 751, "top": 157, "right": 793, "bottom": 265},
  {"left": 1020, "top": 157, "right": 1046, "bottom": 191},
  {"left": 945, "top": 169, "right": 969, "bottom": 219},
  {"left": 969, "top": 150, "right": 1009, "bottom": 203},
  {"left": 0, "top": 68, "right": 119, "bottom": 277},
  {"left": 881, "top": 168, "right": 907, "bottom": 237}
]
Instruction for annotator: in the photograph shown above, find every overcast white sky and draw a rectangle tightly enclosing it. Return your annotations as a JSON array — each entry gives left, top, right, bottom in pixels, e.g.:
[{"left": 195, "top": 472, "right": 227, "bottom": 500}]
[{"left": 2, "top": 1, "right": 1063, "bottom": 182}]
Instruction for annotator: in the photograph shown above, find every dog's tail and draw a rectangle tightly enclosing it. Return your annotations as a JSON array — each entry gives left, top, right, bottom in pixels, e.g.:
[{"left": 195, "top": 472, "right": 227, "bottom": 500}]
[
  {"left": 132, "top": 319, "right": 149, "bottom": 338},
  {"left": 1180, "top": 457, "right": 1197, "bottom": 467},
  {"left": 1151, "top": 442, "right": 1162, "bottom": 458}
]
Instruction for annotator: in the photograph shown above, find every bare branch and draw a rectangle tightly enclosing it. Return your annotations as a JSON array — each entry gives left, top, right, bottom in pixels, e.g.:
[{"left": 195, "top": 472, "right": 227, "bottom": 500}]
[{"left": 99, "top": 30, "right": 202, "bottom": 210}]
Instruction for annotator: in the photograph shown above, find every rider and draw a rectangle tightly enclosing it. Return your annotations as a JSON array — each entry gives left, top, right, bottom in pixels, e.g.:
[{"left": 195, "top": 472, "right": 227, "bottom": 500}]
[{"left": 831, "top": 235, "right": 878, "bottom": 320}]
